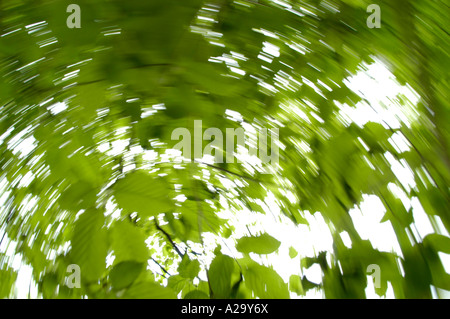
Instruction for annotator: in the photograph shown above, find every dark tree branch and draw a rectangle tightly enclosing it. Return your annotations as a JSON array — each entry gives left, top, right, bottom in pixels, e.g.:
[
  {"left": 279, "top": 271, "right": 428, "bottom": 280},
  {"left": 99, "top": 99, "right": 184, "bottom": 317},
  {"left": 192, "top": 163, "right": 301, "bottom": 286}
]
[
  {"left": 154, "top": 270, "right": 167, "bottom": 279},
  {"left": 154, "top": 220, "right": 183, "bottom": 258},
  {"left": 151, "top": 257, "right": 171, "bottom": 277}
]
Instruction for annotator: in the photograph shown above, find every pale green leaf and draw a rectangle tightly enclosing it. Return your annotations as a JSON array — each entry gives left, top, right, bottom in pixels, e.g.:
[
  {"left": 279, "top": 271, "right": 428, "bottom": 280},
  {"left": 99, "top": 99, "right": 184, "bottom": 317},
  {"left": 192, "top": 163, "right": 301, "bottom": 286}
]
[
  {"left": 236, "top": 233, "right": 281, "bottom": 255},
  {"left": 113, "top": 171, "right": 174, "bottom": 217}
]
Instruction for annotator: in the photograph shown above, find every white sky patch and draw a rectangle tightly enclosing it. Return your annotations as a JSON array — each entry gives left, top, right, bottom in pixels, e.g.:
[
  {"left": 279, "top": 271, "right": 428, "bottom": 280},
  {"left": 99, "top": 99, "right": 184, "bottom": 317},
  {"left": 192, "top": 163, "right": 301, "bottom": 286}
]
[
  {"left": 410, "top": 197, "right": 435, "bottom": 239},
  {"left": 349, "top": 194, "right": 403, "bottom": 257},
  {"left": 288, "top": 42, "right": 308, "bottom": 55},
  {"left": 257, "top": 53, "right": 273, "bottom": 63},
  {"left": 47, "top": 102, "right": 68, "bottom": 115},
  {"left": 253, "top": 28, "right": 279, "bottom": 39},
  {"left": 39, "top": 97, "right": 54, "bottom": 107},
  {"left": 340, "top": 59, "right": 420, "bottom": 129},
  {"left": 106, "top": 139, "right": 129, "bottom": 156},
  {"left": 17, "top": 171, "right": 35, "bottom": 188},
  {"left": 384, "top": 152, "right": 416, "bottom": 191},
  {"left": 340, "top": 231, "right": 352, "bottom": 248},
  {"left": 97, "top": 142, "right": 109, "bottom": 153},
  {"left": 388, "top": 131, "right": 411, "bottom": 153},
  {"left": 7, "top": 127, "right": 37, "bottom": 159},
  {"left": 438, "top": 253, "right": 450, "bottom": 274},
  {"left": 433, "top": 215, "right": 450, "bottom": 237},
  {"left": 304, "top": 264, "right": 322, "bottom": 284},
  {"left": 14, "top": 263, "right": 37, "bottom": 298},
  {"left": 345, "top": 61, "right": 419, "bottom": 106},
  {"left": 0, "top": 235, "right": 38, "bottom": 298},
  {"left": 262, "top": 42, "right": 280, "bottom": 57},
  {"left": 229, "top": 66, "right": 246, "bottom": 76},
  {"left": 141, "top": 107, "right": 157, "bottom": 118},
  {"left": 388, "top": 183, "right": 411, "bottom": 210}
]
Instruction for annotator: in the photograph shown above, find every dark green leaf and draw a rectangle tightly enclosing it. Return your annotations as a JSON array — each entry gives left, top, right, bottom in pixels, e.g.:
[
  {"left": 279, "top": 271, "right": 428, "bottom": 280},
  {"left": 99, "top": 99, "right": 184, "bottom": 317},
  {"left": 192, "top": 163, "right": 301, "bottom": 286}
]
[{"left": 110, "top": 261, "right": 144, "bottom": 290}]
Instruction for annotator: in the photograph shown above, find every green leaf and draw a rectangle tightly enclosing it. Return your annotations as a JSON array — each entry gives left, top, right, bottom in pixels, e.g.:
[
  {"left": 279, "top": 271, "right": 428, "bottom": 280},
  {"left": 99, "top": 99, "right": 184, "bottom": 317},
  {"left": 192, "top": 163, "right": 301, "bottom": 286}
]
[
  {"left": 110, "top": 261, "right": 144, "bottom": 290},
  {"left": 70, "top": 209, "right": 108, "bottom": 282},
  {"left": 123, "top": 281, "right": 177, "bottom": 299},
  {"left": 113, "top": 171, "right": 174, "bottom": 217},
  {"left": 242, "top": 261, "right": 289, "bottom": 299},
  {"left": 168, "top": 275, "right": 189, "bottom": 295},
  {"left": 110, "top": 220, "right": 150, "bottom": 263},
  {"left": 289, "top": 275, "right": 303, "bottom": 295},
  {"left": 184, "top": 290, "right": 209, "bottom": 299},
  {"left": 175, "top": 200, "right": 226, "bottom": 243},
  {"left": 41, "top": 273, "right": 59, "bottom": 298},
  {"left": 181, "top": 281, "right": 197, "bottom": 299},
  {"left": 289, "top": 247, "right": 298, "bottom": 259},
  {"left": 208, "top": 254, "right": 239, "bottom": 298},
  {"left": 236, "top": 233, "right": 281, "bottom": 255},
  {"left": 423, "top": 234, "right": 450, "bottom": 254},
  {"left": 197, "top": 280, "right": 210, "bottom": 295},
  {"left": 301, "top": 256, "right": 320, "bottom": 269},
  {"left": 302, "top": 276, "right": 320, "bottom": 293},
  {"left": 59, "top": 180, "right": 97, "bottom": 211},
  {"left": 178, "top": 254, "right": 200, "bottom": 280},
  {"left": 0, "top": 266, "right": 17, "bottom": 298}
]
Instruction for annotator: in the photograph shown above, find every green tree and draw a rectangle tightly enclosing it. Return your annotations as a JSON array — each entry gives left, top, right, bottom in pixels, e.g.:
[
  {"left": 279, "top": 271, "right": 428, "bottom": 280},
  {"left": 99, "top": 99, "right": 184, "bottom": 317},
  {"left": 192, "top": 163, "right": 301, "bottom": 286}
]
[{"left": 0, "top": 0, "right": 448, "bottom": 299}]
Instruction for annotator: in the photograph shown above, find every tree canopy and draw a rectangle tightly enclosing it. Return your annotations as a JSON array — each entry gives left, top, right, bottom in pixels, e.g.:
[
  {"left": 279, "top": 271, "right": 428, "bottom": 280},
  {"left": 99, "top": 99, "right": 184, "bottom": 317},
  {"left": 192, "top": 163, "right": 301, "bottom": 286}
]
[{"left": 0, "top": 0, "right": 449, "bottom": 299}]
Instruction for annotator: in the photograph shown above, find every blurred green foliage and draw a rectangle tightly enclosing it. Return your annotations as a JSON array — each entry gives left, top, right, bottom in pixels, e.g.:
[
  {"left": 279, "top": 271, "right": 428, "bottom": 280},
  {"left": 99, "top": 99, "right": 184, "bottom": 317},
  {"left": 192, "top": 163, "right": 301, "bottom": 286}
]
[{"left": 0, "top": 0, "right": 449, "bottom": 299}]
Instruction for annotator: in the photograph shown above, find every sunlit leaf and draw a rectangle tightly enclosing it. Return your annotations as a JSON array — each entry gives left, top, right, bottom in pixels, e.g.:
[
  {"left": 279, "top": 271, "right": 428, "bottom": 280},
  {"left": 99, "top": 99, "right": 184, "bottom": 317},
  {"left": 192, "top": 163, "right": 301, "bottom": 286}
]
[
  {"left": 110, "top": 219, "right": 150, "bottom": 263},
  {"left": 236, "top": 233, "right": 281, "bottom": 255},
  {"left": 70, "top": 209, "right": 109, "bottom": 283},
  {"left": 113, "top": 171, "right": 174, "bottom": 217}
]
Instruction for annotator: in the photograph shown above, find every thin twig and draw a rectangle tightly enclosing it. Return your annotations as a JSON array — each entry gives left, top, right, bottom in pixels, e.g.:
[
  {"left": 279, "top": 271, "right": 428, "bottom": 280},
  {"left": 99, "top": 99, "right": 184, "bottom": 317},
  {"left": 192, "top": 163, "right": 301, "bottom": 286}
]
[
  {"left": 154, "top": 270, "right": 166, "bottom": 279},
  {"left": 154, "top": 220, "right": 183, "bottom": 258},
  {"left": 151, "top": 257, "right": 171, "bottom": 276}
]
